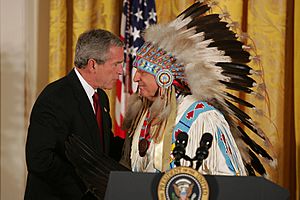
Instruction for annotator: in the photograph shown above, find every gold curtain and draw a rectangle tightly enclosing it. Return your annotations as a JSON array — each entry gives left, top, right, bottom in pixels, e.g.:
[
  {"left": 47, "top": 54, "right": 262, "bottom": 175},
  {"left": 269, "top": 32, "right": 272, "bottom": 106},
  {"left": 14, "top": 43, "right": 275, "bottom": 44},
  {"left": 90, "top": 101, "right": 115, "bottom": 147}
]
[
  {"left": 295, "top": 0, "right": 300, "bottom": 199},
  {"left": 48, "top": 0, "right": 298, "bottom": 198},
  {"left": 247, "top": 0, "right": 288, "bottom": 184},
  {"left": 49, "top": 0, "right": 67, "bottom": 82}
]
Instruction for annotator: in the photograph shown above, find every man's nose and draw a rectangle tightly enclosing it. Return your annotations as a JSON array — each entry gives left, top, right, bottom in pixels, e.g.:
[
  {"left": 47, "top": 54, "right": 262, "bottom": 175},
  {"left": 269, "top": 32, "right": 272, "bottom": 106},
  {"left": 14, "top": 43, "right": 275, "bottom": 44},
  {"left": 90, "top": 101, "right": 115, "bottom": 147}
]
[
  {"left": 133, "top": 71, "right": 140, "bottom": 82},
  {"left": 117, "top": 64, "right": 123, "bottom": 75}
]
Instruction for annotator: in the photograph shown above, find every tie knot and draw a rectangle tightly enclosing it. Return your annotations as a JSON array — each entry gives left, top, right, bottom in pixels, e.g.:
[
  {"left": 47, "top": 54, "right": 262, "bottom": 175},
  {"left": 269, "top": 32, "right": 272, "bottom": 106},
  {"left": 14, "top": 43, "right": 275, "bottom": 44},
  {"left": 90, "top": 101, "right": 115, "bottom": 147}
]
[{"left": 93, "top": 92, "right": 99, "bottom": 101}]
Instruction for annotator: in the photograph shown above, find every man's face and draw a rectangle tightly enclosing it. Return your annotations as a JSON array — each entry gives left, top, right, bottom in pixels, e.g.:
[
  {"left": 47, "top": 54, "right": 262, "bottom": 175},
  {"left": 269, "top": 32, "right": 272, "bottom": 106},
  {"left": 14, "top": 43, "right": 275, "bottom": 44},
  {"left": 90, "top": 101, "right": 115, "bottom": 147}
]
[
  {"left": 133, "top": 69, "right": 158, "bottom": 101},
  {"left": 94, "top": 45, "right": 124, "bottom": 90}
]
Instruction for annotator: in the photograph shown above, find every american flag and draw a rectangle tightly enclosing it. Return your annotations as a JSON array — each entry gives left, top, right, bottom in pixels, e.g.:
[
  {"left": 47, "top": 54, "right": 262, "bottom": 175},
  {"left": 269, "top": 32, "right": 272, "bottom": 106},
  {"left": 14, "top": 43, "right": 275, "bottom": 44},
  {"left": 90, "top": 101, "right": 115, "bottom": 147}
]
[{"left": 115, "top": 0, "right": 157, "bottom": 139}]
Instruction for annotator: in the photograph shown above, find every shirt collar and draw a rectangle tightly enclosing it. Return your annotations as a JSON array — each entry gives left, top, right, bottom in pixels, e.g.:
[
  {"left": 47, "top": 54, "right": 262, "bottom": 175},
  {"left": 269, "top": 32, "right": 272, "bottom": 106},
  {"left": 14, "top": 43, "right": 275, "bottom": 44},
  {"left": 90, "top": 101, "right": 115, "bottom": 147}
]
[{"left": 74, "top": 67, "right": 96, "bottom": 98}]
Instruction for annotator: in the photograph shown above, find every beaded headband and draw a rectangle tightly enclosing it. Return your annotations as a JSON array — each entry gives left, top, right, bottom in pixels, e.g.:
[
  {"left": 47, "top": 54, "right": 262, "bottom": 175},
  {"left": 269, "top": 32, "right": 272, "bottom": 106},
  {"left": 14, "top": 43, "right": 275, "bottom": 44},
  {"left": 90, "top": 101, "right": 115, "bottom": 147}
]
[{"left": 133, "top": 42, "right": 185, "bottom": 88}]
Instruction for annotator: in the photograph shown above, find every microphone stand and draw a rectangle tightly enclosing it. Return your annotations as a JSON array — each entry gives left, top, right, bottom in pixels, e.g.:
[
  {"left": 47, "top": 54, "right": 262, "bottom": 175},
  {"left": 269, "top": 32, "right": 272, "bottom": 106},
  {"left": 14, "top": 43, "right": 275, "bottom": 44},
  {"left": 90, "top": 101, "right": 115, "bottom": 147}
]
[
  {"left": 194, "top": 146, "right": 209, "bottom": 170},
  {"left": 193, "top": 132, "right": 213, "bottom": 170},
  {"left": 172, "top": 132, "right": 193, "bottom": 167},
  {"left": 172, "top": 132, "right": 213, "bottom": 170}
]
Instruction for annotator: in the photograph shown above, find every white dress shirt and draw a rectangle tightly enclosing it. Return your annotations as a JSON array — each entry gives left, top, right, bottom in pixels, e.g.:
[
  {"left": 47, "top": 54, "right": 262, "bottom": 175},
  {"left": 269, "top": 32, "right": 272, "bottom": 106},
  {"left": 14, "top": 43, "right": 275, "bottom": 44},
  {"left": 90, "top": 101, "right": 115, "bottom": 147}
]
[{"left": 74, "top": 67, "right": 97, "bottom": 113}]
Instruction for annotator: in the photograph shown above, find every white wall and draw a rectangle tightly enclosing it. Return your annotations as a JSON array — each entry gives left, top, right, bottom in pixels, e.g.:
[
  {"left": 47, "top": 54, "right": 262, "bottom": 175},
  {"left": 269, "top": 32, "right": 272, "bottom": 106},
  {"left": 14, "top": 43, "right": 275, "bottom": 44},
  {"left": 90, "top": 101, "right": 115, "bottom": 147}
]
[
  {"left": 0, "top": 0, "right": 49, "bottom": 199},
  {"left": 1, "top": 0, "right": 27, "bottom": 199}
]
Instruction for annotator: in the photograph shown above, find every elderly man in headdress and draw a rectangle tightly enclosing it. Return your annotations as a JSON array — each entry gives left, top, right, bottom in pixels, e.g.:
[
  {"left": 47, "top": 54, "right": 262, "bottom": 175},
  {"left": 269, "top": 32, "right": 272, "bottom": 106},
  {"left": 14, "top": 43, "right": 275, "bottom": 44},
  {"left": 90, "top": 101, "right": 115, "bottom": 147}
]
[{"left": 121, "top": 0, "right": 275, "bottom": 176}]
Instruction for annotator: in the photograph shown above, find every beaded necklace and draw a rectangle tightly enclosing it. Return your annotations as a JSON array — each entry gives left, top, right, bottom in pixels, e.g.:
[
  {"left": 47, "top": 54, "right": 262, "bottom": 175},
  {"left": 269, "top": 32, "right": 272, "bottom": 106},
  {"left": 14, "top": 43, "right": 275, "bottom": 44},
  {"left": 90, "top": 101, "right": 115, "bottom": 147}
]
[{"left": 138, "top": 110, "right": 152, "bottom": 157}]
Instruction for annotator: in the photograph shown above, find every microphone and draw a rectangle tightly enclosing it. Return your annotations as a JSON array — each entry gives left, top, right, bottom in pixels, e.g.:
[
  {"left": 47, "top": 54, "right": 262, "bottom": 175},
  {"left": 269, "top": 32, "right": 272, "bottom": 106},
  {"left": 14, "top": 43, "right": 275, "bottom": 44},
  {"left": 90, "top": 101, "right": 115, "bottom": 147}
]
[
  {"left": 172, "top": 132, "right": 188, "bottom": 167},
  {"left": 194, "top": 133, "right": 213, "bottom": 170}
]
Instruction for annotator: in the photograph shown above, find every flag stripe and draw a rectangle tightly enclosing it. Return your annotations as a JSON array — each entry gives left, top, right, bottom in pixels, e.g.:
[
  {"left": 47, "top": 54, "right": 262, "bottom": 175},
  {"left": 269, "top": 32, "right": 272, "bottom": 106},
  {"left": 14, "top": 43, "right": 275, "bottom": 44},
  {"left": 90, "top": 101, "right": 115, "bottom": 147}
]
[{"left": 115, "top": 0, "right": 157, "bottom": 139}]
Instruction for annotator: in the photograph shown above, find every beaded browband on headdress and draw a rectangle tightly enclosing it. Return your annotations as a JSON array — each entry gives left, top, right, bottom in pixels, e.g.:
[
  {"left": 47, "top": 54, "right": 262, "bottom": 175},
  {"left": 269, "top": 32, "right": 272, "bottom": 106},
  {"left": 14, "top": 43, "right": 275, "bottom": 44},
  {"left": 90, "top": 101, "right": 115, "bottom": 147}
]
[
  {"left": 131, "top": 0, "right": 276, "bottom": 177},
  {"left": 133, "top": 43, "right": 184, "bottom": 88}
]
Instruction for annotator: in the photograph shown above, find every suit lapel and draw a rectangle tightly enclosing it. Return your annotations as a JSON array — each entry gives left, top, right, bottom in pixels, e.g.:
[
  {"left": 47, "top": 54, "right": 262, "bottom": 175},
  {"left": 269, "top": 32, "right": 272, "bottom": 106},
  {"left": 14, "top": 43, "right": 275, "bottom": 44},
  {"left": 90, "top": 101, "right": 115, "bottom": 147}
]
[{"left": 66, "top": 69, "right": 103, "bottom": 153}]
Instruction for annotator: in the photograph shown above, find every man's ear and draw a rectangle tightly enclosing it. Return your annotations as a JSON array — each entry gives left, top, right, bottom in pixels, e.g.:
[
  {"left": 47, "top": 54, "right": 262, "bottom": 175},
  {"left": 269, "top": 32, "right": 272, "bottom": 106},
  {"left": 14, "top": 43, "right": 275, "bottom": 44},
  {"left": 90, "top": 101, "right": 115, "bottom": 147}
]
[{"left": 87, "top": 59, "right": 96, "bottom": 71}]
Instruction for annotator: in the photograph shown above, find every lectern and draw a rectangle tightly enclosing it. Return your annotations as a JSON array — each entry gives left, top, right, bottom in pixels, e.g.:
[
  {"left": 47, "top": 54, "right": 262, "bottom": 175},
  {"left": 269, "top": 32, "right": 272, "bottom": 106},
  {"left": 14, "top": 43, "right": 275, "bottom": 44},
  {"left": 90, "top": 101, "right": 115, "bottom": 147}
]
[{"left": 104, "top": 171, "right": 289, "bottom": 200}]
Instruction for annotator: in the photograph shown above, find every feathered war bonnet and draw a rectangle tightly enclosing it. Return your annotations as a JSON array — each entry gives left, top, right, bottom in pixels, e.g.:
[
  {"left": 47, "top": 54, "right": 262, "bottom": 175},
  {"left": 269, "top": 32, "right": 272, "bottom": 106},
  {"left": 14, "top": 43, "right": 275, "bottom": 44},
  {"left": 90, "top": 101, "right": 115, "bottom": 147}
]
[{"left": 126, "top": 0, "right": 276, "bottom": 176}]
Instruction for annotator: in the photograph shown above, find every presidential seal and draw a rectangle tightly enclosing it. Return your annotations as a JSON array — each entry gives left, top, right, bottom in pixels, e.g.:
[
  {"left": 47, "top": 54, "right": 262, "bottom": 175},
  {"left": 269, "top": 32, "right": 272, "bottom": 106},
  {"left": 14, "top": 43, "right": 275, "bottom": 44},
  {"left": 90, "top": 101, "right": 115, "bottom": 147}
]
[{"left": 158, "top": 166, "right": 209, "bottom": 200}]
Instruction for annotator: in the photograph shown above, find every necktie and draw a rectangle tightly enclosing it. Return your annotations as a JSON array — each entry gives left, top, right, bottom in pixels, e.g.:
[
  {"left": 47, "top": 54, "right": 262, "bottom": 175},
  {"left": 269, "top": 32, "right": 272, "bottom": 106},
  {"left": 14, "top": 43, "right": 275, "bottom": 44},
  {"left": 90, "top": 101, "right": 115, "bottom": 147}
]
[{"left": 93, "top": 91, "right": 104, "bottom": 150}]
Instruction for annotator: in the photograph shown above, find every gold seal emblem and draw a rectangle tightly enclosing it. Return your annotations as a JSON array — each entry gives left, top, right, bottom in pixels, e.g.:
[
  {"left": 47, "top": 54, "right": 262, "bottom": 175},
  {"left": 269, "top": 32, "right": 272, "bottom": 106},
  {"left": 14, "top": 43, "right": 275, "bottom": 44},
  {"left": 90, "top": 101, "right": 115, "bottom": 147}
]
[{"left": 158, "top": 166, "right": 209, "bottom": 200}]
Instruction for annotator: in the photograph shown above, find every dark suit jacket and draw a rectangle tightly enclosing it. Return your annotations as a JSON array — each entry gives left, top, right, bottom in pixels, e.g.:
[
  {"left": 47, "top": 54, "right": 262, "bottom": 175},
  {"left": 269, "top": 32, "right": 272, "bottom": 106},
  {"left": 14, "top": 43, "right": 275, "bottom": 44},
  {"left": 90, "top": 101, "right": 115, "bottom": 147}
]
[{"left": 25, "top": 69, "right": 123, "bottom": 200}]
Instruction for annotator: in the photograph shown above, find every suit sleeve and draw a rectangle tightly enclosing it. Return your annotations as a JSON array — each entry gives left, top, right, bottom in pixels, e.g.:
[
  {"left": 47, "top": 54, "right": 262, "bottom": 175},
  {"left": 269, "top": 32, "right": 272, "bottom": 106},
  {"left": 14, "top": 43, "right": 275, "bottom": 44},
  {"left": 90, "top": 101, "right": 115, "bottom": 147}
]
[{"left": 26, "top": 97, "right": 85, "bottom": 199}]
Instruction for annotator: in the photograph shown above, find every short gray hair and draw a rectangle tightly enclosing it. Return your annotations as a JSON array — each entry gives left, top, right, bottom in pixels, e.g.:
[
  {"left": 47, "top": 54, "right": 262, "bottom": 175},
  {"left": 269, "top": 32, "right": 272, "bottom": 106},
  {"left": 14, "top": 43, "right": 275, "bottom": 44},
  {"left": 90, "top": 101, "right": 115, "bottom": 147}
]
[{"left": 74, "top": 29, "right": 124, "bottom": 68}]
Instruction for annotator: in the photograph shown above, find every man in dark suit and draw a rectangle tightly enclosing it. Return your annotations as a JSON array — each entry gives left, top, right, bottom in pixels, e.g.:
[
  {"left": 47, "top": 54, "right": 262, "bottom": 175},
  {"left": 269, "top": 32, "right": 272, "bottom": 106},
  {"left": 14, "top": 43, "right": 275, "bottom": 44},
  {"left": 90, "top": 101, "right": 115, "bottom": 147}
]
[{"left": 25, "top": 29, "right": 124, "bottom": 200}]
